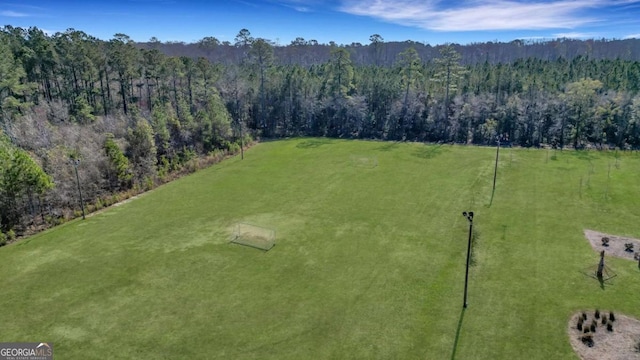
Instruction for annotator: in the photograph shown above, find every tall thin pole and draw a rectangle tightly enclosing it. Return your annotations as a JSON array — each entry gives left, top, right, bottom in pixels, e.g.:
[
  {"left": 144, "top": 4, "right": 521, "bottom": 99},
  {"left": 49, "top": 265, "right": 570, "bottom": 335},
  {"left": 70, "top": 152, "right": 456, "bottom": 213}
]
[
  {"left": 73, "top": 160, "right": 85, "bottom": 220},
  {"left": 240, "top": 119, "right": 244, "bottom": 160},
  {"left": 464, "top": 218, "right": 473, "bottom": 308},
  {"left": 492, "top": 139, "right": 500, "bottom": 195}
]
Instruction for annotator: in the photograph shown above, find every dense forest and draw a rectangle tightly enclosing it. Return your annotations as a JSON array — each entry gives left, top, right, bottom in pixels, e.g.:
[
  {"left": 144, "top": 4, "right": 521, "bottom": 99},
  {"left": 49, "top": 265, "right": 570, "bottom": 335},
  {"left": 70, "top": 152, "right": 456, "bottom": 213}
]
[{"left": 1, "top": 25, "right": 640, "bottom": 240}]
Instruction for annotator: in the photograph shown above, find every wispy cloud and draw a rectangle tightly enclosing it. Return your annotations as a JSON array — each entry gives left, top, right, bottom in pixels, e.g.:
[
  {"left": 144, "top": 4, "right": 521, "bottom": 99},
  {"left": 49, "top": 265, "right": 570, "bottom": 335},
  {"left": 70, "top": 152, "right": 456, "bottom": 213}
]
[
  {"left": 291, "top": 6, "right": 311, "bottom": 12},
  {"left": 0, "top": 9, "right": 29, "bottom": 17},
  {"left": 624, "top": 33, "right": 640, "bottom": 39},
  {"left": 271, "top": 0, "right": 320, "bottom": 12},
  {"left": 554, "top": 32, "right": 596, "bottom": 39},
  {"left": 2, "top": 3, "right": 46, "bottom": 11},
  {"left": 339, "top": 0, "right": 623, "bottom": 32}
]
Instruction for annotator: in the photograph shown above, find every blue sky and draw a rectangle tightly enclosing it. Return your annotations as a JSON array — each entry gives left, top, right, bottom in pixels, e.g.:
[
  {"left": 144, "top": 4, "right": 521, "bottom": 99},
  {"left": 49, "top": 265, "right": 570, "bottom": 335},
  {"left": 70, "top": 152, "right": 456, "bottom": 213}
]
[{"left": 1, "top": 0, "right": 639, "bottom": 45}]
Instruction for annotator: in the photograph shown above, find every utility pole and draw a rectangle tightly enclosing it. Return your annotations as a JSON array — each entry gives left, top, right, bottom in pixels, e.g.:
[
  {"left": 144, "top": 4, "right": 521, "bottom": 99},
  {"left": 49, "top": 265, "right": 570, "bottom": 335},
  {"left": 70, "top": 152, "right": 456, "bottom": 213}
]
[
  {"left": 462, "top": 211, "right": 474, "bottom": 308},
  {"left": 492, "top": 136, "right": 500, "bottom": 195},
  {"left": 71, "top": 158, "right": 85, "bottom": 220}
]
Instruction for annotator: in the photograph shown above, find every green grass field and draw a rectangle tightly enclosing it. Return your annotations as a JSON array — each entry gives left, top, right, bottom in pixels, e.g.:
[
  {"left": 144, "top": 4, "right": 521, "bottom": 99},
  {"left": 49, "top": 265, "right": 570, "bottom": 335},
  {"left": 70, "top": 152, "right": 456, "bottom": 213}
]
[{"left": 1, "top": 138, "right": 640, "bottom": 359}]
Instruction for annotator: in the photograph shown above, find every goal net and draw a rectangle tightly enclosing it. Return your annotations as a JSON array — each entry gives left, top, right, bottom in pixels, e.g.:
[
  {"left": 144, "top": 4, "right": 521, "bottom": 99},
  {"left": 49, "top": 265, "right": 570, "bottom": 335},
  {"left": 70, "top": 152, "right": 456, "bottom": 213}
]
[
  {"left": 230, "top": 223, "right": 276, "bottom": 251},
  {"left": 350, "top": 155, "right": 378, "bottom": 168}
]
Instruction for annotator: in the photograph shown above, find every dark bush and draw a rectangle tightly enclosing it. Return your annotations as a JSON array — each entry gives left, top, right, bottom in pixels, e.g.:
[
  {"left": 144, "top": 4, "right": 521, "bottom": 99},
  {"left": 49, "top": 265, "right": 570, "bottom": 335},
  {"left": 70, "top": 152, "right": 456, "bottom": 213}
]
[
  {"left": 590, "top": 323, "right": 596, "bottom": 332},
  {"left": 601, "top": 316, "right": 607, "bottom": 325},
  {"left": 582, "top": 312, "right": 588, "bottom": 321},
  {"left": 609, "top": 312, "right": 616, "bottom": 322},
  {"left": 607, "top": 322, "right": 613, "bottom": 332},
  {"left": 595, "top": 309, "right": 600, "bottom": 319},
  {"left": 581, "top": 335, "right": 594, "bottom": 347},
  {"left": 577, "top": 321, "right": 583, "bottom": 331}
]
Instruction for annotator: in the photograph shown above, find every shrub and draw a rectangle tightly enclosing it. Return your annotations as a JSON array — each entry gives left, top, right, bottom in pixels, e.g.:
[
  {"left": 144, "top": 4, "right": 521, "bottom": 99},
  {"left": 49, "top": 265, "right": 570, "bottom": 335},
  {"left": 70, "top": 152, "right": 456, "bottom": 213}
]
[
  {"left": 595, "top": 309, "right": 600, "bottom": 319},
  {"left": 577, "top": 321, "right": 583, "bottom": 331},
  {"left": 44, "top": 215, "right": 63, "bottom": 226},
  {"left": 94, "top": 198, "right": 104, "bottom": 210},
  {"left": 607, "top": 322, "right": 613, "bottom": 332},
  {"left": 601, "top": 316, "right": 608, "bottom": 325},
  {"left": 581, "top": 334, "right": 594, "bottom": 347},
  {"left": 228, "top": 142, "right": 241, "bottom": 154},
  {"left": 609, "top": 312, "right": 616, "bottom": 322},
  {"left": 143, "top": 176, "right": 155, "bottom": 191},
  {"left": 590, "top": 323, "right": 596, "bottom": 332},
  {"left": 583, "top": 327, "right": 590, "bottom": 334},
  {"left": 582, "top": 312, "right": 588, "bottom": 321},
  {"left": 7, "top": 229, "right": 16, "bottom": 241},
  {"left": 209, "top": 148, "right": 225, "bottom": 162},
  {"left": 185, "top": 158, "right": 200, "bottom": 173},
  {"left": 0, "top": 232, "right": 6, "bottom": 247}
]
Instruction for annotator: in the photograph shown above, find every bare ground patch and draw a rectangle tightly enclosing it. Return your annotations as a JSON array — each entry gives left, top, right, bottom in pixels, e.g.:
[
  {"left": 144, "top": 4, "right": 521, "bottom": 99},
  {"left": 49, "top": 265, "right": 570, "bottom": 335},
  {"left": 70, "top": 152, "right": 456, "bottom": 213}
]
[
  {"left": 584, "top": 229, "right": 640, "bottom": 261},
  {"left": 568, "top": 311, "right": 640, "bottom": 360}
]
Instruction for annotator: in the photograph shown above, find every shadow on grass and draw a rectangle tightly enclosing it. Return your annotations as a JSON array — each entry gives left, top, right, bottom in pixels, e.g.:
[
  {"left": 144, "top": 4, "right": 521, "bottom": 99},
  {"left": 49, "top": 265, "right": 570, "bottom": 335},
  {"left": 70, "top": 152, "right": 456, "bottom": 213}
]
[
  {"left": 374, "top": 141, "right": 401, "bottom": 152},
  {"left": 414, "top": 144, "right": 447, "bottom": 159},
  {"left": 580, "top": 266, "right": 616, "bottom": 290},
  {"left": 450, "top": 307, "right": 466, "bottom": 360},
  {"left": 571, "top": 150, "right": 597, "bottom": 161},
  {"left": 296, "top": 138, "right": 333, "bottom": 149},
  {"left": 488, "top": 186, "right": 496, "bottom": 207}
]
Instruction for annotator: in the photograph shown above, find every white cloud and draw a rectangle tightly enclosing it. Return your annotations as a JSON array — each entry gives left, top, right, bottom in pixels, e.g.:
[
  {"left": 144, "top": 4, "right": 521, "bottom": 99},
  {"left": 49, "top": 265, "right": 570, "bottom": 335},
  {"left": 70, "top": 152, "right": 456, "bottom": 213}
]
[
  {"left": 3, "top": 3, "right": 45, "bottom": 11},
  {"left": 338, "top": 0, "right": 615, "bottom": 32},
  {"left": 624, "top": 33, "right": 640, "bottom": 39},
  {"left": 0, "top": 10, "right": 29, "bottom": 17},
  {"left": 40, "top": 28, "right": 57, "bottom": 36},
  {"left": 272, "top": 0, "right": 319, "bottom": 12},
  {"left": 553, "top": 32, "right": 595, "bottom": 39}
]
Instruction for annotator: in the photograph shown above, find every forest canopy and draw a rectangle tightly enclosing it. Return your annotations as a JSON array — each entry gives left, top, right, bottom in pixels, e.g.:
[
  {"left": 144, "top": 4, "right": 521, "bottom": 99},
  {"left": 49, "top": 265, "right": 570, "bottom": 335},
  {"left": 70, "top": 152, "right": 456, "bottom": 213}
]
[{"left": 1, "top": 25, "right": 640, "bottom": 237}]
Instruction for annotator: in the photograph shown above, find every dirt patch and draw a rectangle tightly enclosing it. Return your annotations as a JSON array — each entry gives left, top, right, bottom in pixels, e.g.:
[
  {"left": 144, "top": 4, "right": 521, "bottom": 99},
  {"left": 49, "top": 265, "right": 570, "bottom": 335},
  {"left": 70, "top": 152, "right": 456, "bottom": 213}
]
[
  {"left": 568, "top": 311, "right": 640, "bottom": 360},
  {"left": 584, "top": 230, "right": 640, "bottom": 261}
]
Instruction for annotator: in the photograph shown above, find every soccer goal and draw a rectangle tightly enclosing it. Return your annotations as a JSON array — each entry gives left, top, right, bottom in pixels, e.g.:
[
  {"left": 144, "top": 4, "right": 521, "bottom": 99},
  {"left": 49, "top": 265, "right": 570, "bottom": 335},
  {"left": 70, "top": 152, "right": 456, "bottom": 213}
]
[
  {"left": 230, "top": 223, "right": 276, "bottom": 251},
  {"left": 350, "top": 155, "right": 378, "bottom": 168}
]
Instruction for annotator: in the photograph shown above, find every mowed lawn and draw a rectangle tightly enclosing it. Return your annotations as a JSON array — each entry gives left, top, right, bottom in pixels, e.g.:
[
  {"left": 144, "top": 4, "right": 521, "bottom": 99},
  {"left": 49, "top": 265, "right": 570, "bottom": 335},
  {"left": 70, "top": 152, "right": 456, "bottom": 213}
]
[{"left": 1, "top": 139, "right": 640, "bottom": 359}]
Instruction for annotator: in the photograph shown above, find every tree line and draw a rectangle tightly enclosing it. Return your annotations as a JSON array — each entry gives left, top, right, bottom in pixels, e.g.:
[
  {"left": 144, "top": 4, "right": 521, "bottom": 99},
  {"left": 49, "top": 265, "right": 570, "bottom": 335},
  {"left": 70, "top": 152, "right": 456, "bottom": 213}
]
[
  {"left": 0, "top": 26, "right": 243, "bottom": 239},
  {"left": 1, "top": 26, "right": 640, "bottom": 239}
]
